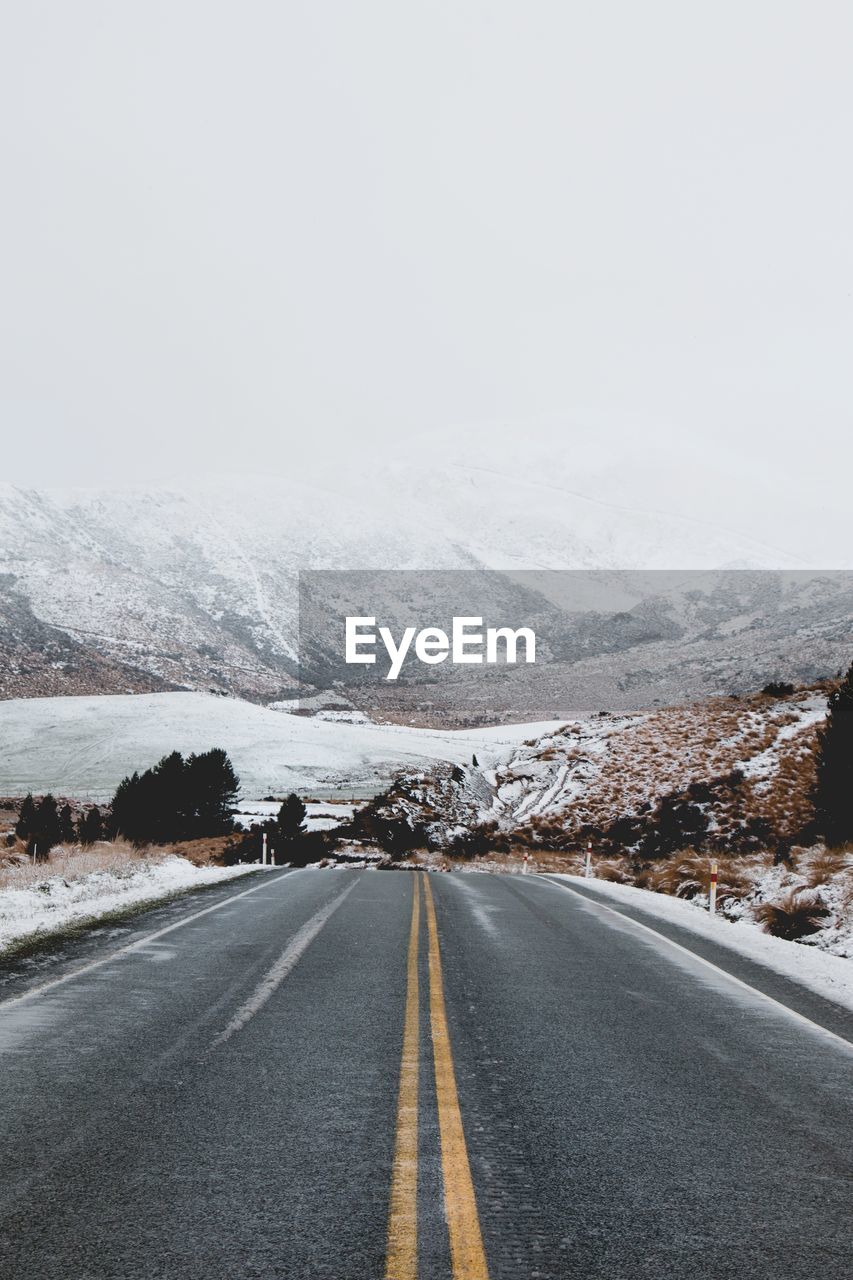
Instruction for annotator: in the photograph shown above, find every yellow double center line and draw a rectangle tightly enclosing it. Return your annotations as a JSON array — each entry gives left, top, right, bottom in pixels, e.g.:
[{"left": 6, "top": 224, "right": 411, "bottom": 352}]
[
  {"left": 385, "top": 875, "right": 489, "bottom": 1280},
  {"left": 385, "top": 873, "right": 422, "bottom": 1278}
]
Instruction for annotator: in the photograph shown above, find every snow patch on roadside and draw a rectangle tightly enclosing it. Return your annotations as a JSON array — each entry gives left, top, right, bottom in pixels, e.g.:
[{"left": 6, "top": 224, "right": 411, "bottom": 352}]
[
  {"left": 0, "top": 857, "right": 256, "bottom": 954},
  {"left": 551, "top": 874, "right": 853, "bottom": 1016}
]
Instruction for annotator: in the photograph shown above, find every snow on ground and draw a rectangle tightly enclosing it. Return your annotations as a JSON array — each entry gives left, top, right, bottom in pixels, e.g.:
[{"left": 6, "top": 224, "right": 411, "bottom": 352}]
[
  {"left": 552, "top": 874, "right": 853, "bottom": 1016},
  {"left": 0, "top": 692, "right": 564, "bottom": 801},
  {"left": 0, "top": 856, "right": 256, "bottom": 955},
  {"left": 390, "top": 690, "right": 828, "bottom": 851},
  {"left": 735, "top": 694, "right": 827, "bottom": 788},
  {"left": 234, "top": 801, "right": 358, "bottom": 832}
]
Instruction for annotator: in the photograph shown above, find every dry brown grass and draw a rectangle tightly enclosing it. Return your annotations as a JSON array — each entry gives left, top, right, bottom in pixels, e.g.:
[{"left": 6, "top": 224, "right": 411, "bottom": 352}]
[
  {"left": 592, "top": 858, "right": 633, "bottom": 884},
  {"left": 798, "top": 845, "right": 853, "bottom": 889},
  {"left": 159, "top": 836, "right": 234, "bottom": 867},
  {"left": 0, "top": 840, "right": 149, "bottom": 893},
  {"left": 636, "top": 853, "right": 710, "bottom": 899},
  {"left": 634, "top": 851, "right": 765, "bottom": 907},
  {"left": 511, "top": 689, "right": 823, "bottom": 852},
  {"left": 752, "top": 887, "right": 830, "bottom": 941},
  {"left": 0, "top": 833, "right": 236, "bottom": 893}
]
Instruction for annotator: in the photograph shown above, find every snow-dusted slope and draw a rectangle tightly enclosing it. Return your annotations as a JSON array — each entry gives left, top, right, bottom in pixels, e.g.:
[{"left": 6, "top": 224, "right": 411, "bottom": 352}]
[
  {"left": 376, "top": 689, "right": 829, "bottom": 853},
  {"left": 1, "top": 461, "right": 849, "bottom": 710},
  {"left": 0, "top": 458, "right": 811, "bottom": 688},
  {"left": 0, "top": 691, "right": 563, "bottom": 800}
]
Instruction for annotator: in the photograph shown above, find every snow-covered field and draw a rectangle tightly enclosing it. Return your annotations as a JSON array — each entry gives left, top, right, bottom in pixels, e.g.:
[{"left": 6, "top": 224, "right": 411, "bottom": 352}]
[
  {"left": 234, "top": 801, "right": 359, "bottom": 832},
  {"left": 0, "top": 855, "right": 256, "bottom": 955},
  {"left": 0, "top": 691, "right": 564, "bottom": 801},
  {"left": 552, "top": 875, "right": 853, "bottom": 1017}
]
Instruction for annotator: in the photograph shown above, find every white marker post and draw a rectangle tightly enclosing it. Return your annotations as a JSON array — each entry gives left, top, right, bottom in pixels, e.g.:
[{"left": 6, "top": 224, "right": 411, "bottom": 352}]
[
  {"left": 522, "top": 851, "right": 529, "bottom": 875},
  {"left": 709, "top": 859, "right": 718, "bottom": 916},
  {"left": 262, "top": 832, "right": 268, "bottom": 866},
  {"left": 584, "top": 840, "right": 593, "bottom": 879}
]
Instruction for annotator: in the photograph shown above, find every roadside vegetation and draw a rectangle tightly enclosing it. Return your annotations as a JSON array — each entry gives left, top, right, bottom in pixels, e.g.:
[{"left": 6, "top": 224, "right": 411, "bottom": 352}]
[
  {"left": 3, "top": 666, "right": 852, "bottom": 953},
  {"left": 1, "top": 741, "right": 337, "bottom": 891},
  {"left": 352, "top": 664, "right": 853, "bottom": 953}
]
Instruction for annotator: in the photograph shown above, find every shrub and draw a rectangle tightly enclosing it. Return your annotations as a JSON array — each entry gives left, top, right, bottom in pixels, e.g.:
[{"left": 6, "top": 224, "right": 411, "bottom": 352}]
[
  {"left": 447, "top": 821, "right": 500, "bottom": 860},
  {"left": 762, "top": 681, "right": 795, "bottom": 698},
  {"left": 752, "top": 888, "right": 829, "bottom": 940}
]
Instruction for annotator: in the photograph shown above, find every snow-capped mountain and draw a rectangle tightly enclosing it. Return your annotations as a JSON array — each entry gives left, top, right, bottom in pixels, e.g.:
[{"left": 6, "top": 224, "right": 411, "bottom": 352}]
[{"left": 0, "top": 459, "right": 848, "bottom": 716}]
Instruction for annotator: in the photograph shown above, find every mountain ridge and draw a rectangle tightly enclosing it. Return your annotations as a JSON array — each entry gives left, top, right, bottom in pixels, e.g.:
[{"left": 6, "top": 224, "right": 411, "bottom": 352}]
[{"left": 1, "top": 472, "right": 849, "bottom": 715}]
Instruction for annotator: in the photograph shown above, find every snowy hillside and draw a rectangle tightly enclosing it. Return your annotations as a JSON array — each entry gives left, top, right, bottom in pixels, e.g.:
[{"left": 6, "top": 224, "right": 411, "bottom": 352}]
[
  {"left": 0, "top": 691, "right": 563, "bottom": 801},
  {"left": 4, "top": 459, "right": 846, "bottom": 713},
  {"left": 371, "top": 687, "right": 830, "bottom": 854}
]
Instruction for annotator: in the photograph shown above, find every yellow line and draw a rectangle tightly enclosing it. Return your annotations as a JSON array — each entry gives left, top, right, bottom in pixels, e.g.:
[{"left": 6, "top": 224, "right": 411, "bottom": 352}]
[
  {"left": 423, "top": 875, "right": 490, "bottom": 1280},
  {"left": 385, "top": 875, "right": 421, "bottom": 1280}
]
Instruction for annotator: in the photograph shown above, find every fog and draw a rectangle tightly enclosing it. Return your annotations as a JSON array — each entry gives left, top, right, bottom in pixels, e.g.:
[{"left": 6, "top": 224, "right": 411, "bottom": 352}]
[{"left": 1, "top": 3, "right": 850, "bottom": 559}]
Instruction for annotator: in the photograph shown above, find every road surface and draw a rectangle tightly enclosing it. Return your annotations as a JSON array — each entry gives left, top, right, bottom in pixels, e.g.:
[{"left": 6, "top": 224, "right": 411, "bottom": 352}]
[{"left": 0, "top": 869, "right": 850, "bottom": 1279}]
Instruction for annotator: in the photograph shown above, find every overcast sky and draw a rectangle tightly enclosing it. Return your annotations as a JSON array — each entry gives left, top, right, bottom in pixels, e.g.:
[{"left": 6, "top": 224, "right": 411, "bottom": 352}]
[{"left": 1, "top": 3, "right": 850, "bottom": 557}]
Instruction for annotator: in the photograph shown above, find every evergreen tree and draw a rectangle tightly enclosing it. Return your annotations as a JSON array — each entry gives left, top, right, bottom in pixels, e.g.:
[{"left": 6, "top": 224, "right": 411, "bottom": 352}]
[
  {"left": 32, "top": 796, "right": 62, "bottom": 859},
  {"left": 77, "top": 807, "right": 104, "bottom": 845},
  {"left": 110, "top": 749, "right": 239, "bottom": 844},
  {"left": 186, "top": 749, "right": 240, "bottom": 836},
  {"left": 150, "top": 751, "right": 188, "bottom": 842},
  {"left": 110, "top": 771, "right": 143, "bottom": 842},
  {"left": 276, "top": 793, "right": 307, "bottom": 843},
  {"left": 814, "top": 664, "right": 853, "bottom": 846},
  {"left": 59, "top": 803, "right": 75, "bottom": 844},
  {"left": 15, "top": 794, "right": 36, "bottom": 844}
]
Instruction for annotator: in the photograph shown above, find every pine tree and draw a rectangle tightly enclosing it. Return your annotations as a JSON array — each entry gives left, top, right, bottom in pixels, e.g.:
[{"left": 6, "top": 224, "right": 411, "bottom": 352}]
[
  {"left": 150, "top": 751, "right": 188, "bottom": 841},
  {"left": 15, "top": 794, "right": 36, "bottom": 844},
  {"left": 32, "top": 795, "right": 62, "bottom": 858},
  {"left": 813, "top": 663, "right": 853, "bottom": 846},
  {"left": 186, "top": 749, "right": 239, "bottom": 837},
  {"left": 110, "top": 749, "right": 239, "bottom": 844},
  {"left": 110, "top": 771, "right": 143, "bottom": 842},
  {"left": 59, "top": 803, "right": 75, "bottom": 844},
  {"left": 77, "top": 807, "right": 104, "bottom": 845},
  {"left": 277, "top": 794, "right": 307, "bottom": 843}
]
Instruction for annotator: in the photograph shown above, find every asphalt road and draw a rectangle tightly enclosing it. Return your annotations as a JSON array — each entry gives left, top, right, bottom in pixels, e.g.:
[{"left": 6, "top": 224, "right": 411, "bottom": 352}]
[{"left": 0, "top": 869, "right": 850, "bottom": 1279}]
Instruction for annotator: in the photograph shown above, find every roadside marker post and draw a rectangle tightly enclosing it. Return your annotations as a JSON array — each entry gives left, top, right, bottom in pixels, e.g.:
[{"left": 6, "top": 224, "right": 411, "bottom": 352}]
[
  {"left": 709, "top": 859, "right": 718, "bottom": 916},
  {"left": 262, "top": 832, "right": 268, "bottom": 866},
  {"left": 522, "top": 851, "right": 529, "bottom": 875},
  {"left": 584, "top": 840, "right": 593, "bottom": 879}
]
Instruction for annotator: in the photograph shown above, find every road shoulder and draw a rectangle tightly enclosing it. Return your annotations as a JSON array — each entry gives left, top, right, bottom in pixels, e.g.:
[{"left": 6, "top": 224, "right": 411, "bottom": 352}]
[{"left": 543, "top": 874, "right": 853, "bottom": 1047}]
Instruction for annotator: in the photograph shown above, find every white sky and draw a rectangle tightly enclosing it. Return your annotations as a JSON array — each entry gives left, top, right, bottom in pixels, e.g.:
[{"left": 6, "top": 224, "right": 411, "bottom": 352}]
[{"left": 0, "top": 3, "right": 851, "bottom": 557}]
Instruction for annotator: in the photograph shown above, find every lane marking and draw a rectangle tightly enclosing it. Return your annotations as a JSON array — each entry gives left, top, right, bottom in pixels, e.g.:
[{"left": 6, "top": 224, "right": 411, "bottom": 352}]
[
  {"left": 0, "top": 870, "right": 295, "bottom": 1011},
  {"left": 384, "top": 875, "right": 421, "bottom": 1280},
  {"left": 543, "top": 876, "right": 853, "bottom": 1054},
  {"left": 212, "top": 878, "right": 358, "bottom": 1047},
  {"left": 423, "top": 876, "right": 490, "bottom": 1280}
]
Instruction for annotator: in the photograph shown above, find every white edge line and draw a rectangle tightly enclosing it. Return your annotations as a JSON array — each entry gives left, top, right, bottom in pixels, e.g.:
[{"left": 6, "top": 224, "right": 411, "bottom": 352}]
[
  {"left": 211, "top": 877, "right": 358, "bottom": 1047},
  {"left": 0, "top": 870, "right": 295, "bottom": 1011},
  {"left": 542, "top": 875, "right": 853, "bottom": 1055}
]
